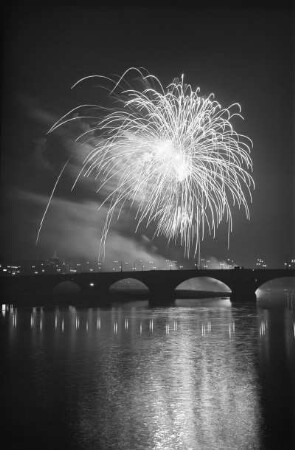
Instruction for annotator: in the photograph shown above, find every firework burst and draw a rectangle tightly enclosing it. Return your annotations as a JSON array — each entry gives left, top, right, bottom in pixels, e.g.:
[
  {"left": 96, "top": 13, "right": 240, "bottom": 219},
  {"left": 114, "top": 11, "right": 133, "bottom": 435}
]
[{"left": 42, "top": 67, "right": 254, "bottom": 259}]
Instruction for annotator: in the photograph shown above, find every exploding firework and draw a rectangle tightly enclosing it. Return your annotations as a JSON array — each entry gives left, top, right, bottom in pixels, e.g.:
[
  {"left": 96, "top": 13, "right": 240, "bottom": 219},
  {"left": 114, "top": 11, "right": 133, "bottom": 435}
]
[{"left": 40, "top": 67, "right": 254, "bottom": 259}]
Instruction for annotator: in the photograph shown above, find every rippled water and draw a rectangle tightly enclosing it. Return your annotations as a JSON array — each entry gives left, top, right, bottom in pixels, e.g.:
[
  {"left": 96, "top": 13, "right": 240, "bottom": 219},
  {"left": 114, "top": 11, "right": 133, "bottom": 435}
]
[{"left": 1, "top": 296, "right": 295, "bottom": 450}]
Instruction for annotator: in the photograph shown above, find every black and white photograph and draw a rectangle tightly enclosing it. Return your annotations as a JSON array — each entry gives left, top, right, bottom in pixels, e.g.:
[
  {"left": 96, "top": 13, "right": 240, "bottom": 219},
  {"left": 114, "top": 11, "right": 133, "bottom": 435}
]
[{"left": 1, "top": 1, "right": 294, "bottom": 449}]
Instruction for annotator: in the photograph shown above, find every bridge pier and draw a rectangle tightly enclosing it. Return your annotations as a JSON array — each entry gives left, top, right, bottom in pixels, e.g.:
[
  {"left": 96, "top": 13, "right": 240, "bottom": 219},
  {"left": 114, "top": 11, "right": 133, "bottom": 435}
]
[
  {"left": 149, "top": 286, "right": 175, "bottom": 306},
  {"left": 230, "top": 283, "right": 257, "bottom": 303},
  {"left": 149, "top": 296, "right": 175, "bottom": 307}
]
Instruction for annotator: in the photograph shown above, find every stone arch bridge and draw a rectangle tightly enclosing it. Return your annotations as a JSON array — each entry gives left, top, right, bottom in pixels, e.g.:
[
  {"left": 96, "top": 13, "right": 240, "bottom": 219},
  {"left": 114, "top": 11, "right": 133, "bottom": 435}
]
[{"left": 2, "top": 268, "right": 295, "bottom": 306}]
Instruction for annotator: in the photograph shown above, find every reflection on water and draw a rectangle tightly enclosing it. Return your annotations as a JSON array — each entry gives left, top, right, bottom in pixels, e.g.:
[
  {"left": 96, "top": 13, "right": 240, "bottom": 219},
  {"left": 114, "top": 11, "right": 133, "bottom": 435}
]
[{"left": 1, "top": 295, "right": 295, "bottom": 450}]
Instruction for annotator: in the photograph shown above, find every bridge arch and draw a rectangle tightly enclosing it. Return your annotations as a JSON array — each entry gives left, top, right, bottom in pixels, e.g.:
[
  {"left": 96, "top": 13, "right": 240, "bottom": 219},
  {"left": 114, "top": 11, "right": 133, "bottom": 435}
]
[
  {"left": 256, "top": 276, "right": 295, "bottom": 295},
  {"left": 108, "top": 277, "right": 150, "bottom": 293},
  {"left": 175, "top": 276, "right": 231, "bottom": 295},
  {"left": 53, "top": 280, "right": 82, "bottom": 297}
]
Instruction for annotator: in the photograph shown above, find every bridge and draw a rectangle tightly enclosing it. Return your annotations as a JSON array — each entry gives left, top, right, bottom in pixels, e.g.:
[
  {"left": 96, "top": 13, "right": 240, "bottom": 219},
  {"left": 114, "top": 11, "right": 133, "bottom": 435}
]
[{"left": 1, "top": 268, "right": 294, "bottom": 306}]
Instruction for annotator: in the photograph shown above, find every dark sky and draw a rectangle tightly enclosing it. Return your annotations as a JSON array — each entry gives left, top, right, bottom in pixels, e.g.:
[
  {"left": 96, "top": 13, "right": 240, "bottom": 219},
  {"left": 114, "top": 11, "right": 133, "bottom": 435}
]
[{"left": 1, "top": 2, "right": 294, "bottom": 268}]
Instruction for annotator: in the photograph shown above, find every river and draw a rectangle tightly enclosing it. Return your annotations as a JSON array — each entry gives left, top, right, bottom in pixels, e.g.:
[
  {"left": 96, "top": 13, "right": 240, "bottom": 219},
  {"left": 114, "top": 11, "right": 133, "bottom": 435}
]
[{"left": 1, "top": 293, "right": 294, "bottom": 449}]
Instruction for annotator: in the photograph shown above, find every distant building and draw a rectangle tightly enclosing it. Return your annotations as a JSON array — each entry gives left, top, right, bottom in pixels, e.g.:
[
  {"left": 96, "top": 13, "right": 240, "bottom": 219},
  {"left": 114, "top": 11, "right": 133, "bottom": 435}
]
[
  {"left": 256, "top": 258, "right": 267, "bottom": 269},
  {"left": 284, "top": 258, "right": 295, "bottom": 270}
]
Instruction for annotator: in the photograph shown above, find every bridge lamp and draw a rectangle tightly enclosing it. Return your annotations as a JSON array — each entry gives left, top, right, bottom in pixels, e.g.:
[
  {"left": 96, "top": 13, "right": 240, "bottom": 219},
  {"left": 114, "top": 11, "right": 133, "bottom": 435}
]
[{"left": 89, "top": 283, "right": 95, "bottom": 287}]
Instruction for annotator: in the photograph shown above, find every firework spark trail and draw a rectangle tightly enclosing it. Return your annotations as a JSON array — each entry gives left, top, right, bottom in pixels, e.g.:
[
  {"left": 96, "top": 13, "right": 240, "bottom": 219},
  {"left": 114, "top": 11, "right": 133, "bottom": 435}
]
[
  {"left": 36, "top": 160, "right": 69, "bottom": 244},
  {"left": 45, "top": 67, "right": 254, "bottom": 259}
]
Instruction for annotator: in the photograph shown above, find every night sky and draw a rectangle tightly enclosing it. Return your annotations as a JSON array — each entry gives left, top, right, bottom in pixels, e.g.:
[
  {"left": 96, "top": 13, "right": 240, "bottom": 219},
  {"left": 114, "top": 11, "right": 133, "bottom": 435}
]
[{"left": 1, "top": 2, "right": 294, "bottom": 269}]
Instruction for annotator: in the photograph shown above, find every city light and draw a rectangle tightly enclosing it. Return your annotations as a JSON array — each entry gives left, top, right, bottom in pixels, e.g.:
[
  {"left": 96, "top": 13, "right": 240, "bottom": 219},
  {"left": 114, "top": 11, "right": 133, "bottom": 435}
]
[
  {"left": 256, "top": 258, "right": 267, "bottom": 269},
  {"left": 0, "top": 255, "right": 294, "bottom": 277}
]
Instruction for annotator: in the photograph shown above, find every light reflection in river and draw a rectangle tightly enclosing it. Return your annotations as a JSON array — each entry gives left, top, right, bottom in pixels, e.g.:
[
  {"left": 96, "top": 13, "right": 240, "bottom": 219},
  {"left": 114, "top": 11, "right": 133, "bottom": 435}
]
[{"left": 1, "top": 295, "right": 295, "bottom": 450}]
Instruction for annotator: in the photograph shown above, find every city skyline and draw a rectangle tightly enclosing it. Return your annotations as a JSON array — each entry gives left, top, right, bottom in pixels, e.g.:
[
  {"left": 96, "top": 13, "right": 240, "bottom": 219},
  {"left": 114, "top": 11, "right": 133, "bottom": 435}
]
[
  {"left": 1, "top": 252, "right": 295, "bottom": 277},
  {"left": 1, "top": 3, "right": 294, "bottom": 269}
]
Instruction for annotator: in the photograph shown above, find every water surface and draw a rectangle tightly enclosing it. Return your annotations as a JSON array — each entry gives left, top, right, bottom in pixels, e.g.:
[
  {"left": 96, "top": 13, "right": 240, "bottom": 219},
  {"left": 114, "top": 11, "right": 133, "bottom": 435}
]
[{"left": 1, "top": 295, "right": 294, "bottom": 449}]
